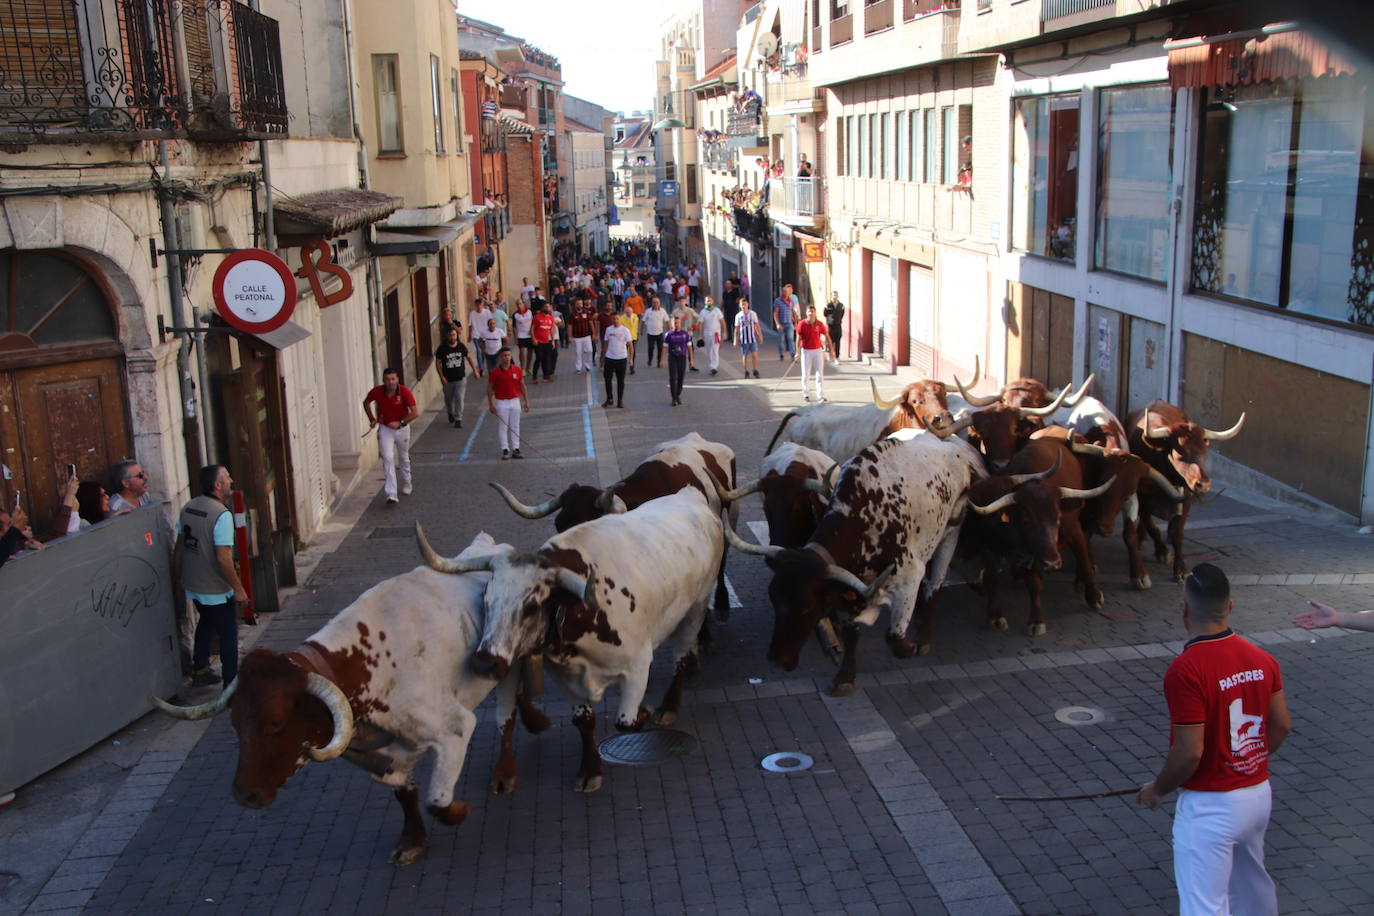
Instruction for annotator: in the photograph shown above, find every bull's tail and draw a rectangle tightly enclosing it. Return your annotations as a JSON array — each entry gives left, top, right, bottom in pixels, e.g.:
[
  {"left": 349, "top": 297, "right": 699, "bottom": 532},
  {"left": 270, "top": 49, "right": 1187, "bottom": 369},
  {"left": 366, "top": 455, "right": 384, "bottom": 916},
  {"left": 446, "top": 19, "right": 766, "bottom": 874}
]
[
  {"left": 714, "top": 551, "right": 731, "bottom": 621},
  {"left": 765, "top": 411, "right": 799, "bottom": 456}
]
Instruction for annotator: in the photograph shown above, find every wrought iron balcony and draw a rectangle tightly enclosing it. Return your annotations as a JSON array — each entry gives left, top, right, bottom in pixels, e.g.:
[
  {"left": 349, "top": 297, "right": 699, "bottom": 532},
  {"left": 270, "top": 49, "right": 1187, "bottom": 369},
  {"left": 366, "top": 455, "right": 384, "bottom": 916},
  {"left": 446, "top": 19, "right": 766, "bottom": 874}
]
[
  {"left": 0, "top": 0, "right": 287, "bottom": 142},
  {"left": 701, "top": 142, "right": 736, "bottom": 172},
  {"left": 726, "top": 109, "right": 765, "bottom": 148},
  {"left": 1041, "top": 0, "right": 1113, "bottom": 18},
  {"left": 771, "top": 176, "right": 823, "bottom": 221}
]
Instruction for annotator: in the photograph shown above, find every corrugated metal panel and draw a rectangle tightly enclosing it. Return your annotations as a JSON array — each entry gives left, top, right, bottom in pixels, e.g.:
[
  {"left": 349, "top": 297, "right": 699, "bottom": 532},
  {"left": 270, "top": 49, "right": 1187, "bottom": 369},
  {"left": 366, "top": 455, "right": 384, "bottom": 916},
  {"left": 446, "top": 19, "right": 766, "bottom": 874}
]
[
  {"left": 1168, "top": 30, "right": 1357, "bottom": 92},
  {"left": 782, "top": 0, "right": 806, "bottom": 47}
]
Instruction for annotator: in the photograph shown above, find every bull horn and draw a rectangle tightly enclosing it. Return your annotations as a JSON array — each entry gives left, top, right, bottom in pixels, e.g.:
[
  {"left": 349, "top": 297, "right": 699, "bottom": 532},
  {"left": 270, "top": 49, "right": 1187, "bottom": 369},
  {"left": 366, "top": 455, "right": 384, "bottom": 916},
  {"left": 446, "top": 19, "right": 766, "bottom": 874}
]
[
  {"left": 150, "top": 677, "right": 239, "bottom": 720},
  {"left": 1059, "top": 374, "right": 1096, "bottom": 408},
  {"left": 970, "top": 491, "right": 1018, "bottom": 515},
  {"left": 1017, "top": 384, "right": 1069, "bottom": 418},
  {"left": 1203, "top": 412, "right": 1246, "bottom": 441},
  {"left": 1147, "top": 466, "right": 1188, "bottom": 503},
  {"left": 870, "top": 377, "right": 901, "bottom": 410},
  {"left": 1069, "top": 442, "right": 1109, "bottom": 458},
  {"left": 822, "top": 462, "right": 839, "bottom": 495},
  {"left": 923, "top": 414, "right": 972, "bottom": 439},
  {"left": 953, "top": 354, "right": 981, "bottom": 390},
  {"left": 712, "top": 473, "right": 762, "bottom": 504},
  {"left": 824, "top": 562, "right": 895, "bottom": 600},
  {"left": 954, "top": 370, "right": 1000, "bottom": 407},
  {"left": 723, "top": 520, "right": 781, "bottom": 558},
  {"left": 305, "top": 673, "right": 354, "bottom": 761},
  {"left": 490, "top": 482, "right": 562, "bottom": 519},
  {"left": 1195, "top": 486, "right": 1227, "bottom": 505},
  {"left": 556, "top": 567, "right": 594, "bottom": 611},
  {"left": 1059, "top": 476, "right": 1117, "bottom": 502},
  {"left": 1144, "top": 413, "right": 1172, "bottom": 439},
  {"left": 1008, "top": 452, "right": 1062, "bottom": 485},
  {"left": 415, "top": 523, "right": 494, "bottom": 574},
  {"left": 594, "top": 486, "right": 628, "bottom": 515}
]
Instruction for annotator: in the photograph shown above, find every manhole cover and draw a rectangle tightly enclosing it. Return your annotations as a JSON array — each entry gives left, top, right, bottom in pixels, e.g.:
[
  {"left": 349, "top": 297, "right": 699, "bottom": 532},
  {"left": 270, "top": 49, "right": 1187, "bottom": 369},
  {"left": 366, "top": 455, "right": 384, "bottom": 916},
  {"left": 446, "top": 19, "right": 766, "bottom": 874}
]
[
  {"left": 761, "top": 752, "right": 814, "bottom": 773},
  {"left": 368, "top": 526, "right": 413, "bottom": 539},
  {"left": 1054, "top": 706, "right": 1106, "bottom": 726},
  {"left": 598, "top": 728, "right": 695, "bottom": 766}
]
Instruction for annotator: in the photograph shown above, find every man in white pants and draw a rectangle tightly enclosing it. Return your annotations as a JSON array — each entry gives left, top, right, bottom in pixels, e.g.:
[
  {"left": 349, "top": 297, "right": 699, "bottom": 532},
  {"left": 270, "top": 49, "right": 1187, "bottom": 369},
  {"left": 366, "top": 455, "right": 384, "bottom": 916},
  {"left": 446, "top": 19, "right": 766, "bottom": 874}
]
[
  {"left": 363, "top": 368, "right": 419, "bottom": 504},
  {"left": 485, "top": 347, "right": 530, "bottom": 460},
  {"left": 795, "top": 305, "right": 830, "bottom": 402},
  {"left": 698, "top": 296, "right": 726, "bottom": 375},
  {"left": 1137, "top": 563, "right": 1291, "bottom": 916}
]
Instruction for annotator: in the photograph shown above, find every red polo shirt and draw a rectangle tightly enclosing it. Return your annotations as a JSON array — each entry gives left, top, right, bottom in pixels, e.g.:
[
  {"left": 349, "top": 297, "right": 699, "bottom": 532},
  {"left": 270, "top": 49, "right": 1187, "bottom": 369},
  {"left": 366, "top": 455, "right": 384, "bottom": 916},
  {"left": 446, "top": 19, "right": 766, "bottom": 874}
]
[
  {"left": 488, "top": 365, "right": 524, "bottom": 400},
  {"left": 365, "top": 384, "right": 416, "bottom": 424},
  {"left": 797, "top": 319, "right": 827, "bottom": 350},
  {"left": 532, "top": 312, "right": 557, "bottom": 345}
]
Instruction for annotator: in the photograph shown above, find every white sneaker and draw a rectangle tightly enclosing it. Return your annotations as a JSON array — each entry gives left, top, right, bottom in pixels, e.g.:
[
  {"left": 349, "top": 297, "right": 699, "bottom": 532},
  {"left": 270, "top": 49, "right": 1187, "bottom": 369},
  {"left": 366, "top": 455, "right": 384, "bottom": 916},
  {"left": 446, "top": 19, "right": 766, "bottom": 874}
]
[
  {"left": 402, "top": 485, "right": 413, "bottom": 496},
  {"left": 386, "top": 495, "right": 399, "bottom": 505}
]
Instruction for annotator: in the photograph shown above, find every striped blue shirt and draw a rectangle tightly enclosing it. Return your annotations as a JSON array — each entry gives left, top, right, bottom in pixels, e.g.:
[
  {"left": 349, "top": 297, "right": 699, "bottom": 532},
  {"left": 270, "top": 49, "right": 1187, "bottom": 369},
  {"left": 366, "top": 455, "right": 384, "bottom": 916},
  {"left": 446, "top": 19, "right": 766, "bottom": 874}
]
[{"left": 736, "top": 310, "right": 761, "bottom": 347}]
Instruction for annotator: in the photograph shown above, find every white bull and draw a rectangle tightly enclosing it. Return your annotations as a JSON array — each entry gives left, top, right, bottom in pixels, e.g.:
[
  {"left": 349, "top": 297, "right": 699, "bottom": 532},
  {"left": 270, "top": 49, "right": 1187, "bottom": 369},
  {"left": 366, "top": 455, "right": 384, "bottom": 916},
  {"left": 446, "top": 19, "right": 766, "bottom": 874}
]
[{"left": 416, "top": 488, "right": 723, "bottom": 793}]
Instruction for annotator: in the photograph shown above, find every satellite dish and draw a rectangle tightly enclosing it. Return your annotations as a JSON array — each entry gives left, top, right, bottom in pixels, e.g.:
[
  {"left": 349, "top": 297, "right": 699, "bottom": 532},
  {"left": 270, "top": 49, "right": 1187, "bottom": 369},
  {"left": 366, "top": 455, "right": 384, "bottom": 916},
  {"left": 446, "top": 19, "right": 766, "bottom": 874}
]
[{"left": 758, "top": 33, "right": 779, "bottom": 58}]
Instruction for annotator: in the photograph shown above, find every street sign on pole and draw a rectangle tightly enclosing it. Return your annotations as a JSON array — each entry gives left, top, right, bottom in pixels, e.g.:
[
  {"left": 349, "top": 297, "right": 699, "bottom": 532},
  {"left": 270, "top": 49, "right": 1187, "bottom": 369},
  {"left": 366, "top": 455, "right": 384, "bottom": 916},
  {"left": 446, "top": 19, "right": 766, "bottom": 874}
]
[{"left": 211, "top": 249, "right": 298, "bottom": 334}]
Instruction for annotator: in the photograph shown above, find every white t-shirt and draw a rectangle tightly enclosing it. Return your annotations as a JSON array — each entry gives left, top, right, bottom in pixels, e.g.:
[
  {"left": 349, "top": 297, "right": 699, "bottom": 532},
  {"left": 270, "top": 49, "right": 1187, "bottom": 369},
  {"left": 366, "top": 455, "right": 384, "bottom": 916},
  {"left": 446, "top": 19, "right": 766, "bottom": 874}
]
[
  {"left": 687, "top": 268, "right": 700, "bottom": 288},
  {"left": 512, "top": 309, "right": 534, "bottom": 338},
  {"left": 469, "top": 307, "right": 493, "bottom": 336},
  {"left": 699, "top": 307, "right": 724, "bottom": 340},
  {"left": 661, "top": 278, "right": 674, "bottom": 297},
  {"left": 476, "top": 327, "right": 505, "bottom": 355},
  {"left": 521, "top": 283, "right": 535, "bottom": 304},
  {"left": 642, "top": 307, "right": 668, "bottom": 336},
  {"left": 603, "top": 325, "right": 632, "bottom": 360}
]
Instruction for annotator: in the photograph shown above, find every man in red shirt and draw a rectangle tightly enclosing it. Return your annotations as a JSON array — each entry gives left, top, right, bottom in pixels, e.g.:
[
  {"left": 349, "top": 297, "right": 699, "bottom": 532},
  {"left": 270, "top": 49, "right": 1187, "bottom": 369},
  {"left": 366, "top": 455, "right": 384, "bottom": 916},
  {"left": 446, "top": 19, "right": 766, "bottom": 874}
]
[
  {"left": 530, "top": 302, "right": 559, "bottom": 383},
  {"left": 570, "top": 298, "right": 597, "bottom": 373},
  {"left": 796, "top": 305, "right": 829, "bottom": 402},
  {"left": 485, "top": 347, "right": 530, "bottom": 460},
  {"left": 363, "top": 367, "right": 419, "bottom": 504},
  {"left": 1137, "top": 563, "right": 1291, "bottom": 916}
]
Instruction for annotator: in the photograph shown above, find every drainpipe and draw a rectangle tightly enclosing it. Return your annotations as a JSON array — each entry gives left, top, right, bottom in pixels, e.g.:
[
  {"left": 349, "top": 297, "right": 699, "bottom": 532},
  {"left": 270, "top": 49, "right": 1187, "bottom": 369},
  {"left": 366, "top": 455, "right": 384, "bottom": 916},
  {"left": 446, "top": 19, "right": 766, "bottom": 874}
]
[
  {"left": 341, "top": 0, "right": 383, "bottom": 378},
  {"left": 156, "top": 140, "right": 205, "bottom": 481}
]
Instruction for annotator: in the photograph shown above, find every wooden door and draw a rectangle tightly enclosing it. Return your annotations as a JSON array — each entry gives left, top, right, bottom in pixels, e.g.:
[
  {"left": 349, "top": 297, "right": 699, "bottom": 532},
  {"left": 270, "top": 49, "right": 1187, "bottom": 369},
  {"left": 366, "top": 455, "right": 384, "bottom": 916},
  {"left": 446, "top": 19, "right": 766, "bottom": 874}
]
[{"left": 0, "top": 358, "right": 129, "bottom": 529}]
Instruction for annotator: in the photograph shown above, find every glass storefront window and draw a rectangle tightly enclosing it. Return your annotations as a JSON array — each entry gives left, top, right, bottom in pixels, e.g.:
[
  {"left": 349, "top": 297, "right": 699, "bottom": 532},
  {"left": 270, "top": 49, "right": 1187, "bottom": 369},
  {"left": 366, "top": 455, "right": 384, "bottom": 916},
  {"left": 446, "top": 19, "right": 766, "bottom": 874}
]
[
  {"left": 1096, "top": 84, "right": 1173, "bottom": 281},
  {"left": 1012, "top": 94, "right": 1080, "bottom": 261},
  {"left": 1192, "top": 79, "right": 1374, "bottom": 329}
]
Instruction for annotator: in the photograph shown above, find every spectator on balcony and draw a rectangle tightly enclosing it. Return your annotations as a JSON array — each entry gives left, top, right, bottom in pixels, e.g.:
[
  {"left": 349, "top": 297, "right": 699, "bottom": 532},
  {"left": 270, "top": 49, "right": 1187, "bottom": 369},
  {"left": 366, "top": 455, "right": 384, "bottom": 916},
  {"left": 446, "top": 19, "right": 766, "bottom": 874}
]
[{"left": 797, "top": 155, "right": 814, "bottom": 178}]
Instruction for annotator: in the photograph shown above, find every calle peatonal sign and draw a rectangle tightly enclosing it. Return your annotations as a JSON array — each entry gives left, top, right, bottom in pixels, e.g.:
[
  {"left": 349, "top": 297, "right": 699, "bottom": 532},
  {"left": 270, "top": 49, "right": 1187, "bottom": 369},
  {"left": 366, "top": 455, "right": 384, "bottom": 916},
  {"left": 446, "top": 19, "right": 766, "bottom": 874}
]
[{"left": 211, "top": 248, "right": 298, "bottom": 334}]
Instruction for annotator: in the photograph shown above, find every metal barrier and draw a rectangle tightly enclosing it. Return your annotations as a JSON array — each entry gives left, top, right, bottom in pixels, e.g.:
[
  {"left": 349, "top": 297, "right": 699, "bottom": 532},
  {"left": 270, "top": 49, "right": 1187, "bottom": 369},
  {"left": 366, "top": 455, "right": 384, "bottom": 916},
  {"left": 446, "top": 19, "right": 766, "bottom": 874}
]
[
  {"left": 0, "top": 507, "right": 182, "bottom": 796},
  {"left": 1041, "top": 0, "right": 1115, "bottom": 19}
]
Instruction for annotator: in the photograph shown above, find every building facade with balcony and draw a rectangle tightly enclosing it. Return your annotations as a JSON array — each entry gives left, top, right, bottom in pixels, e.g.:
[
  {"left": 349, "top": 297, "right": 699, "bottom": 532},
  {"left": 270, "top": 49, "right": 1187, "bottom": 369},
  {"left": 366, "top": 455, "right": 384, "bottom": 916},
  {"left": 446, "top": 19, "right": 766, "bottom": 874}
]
[
  {"left": 459, "top": 52, "right": 512, "bottom": 302},
  {"left": 564, "top": 95, "right": 616, "bottom": 258},
  {"left": 0, "top": 0, "right": 410, "bottom": 606},
  {"left": 611, "top": 114, "right": 658, "bottom": 239},
  {"left": 966, "top": 0, "right": 1374, "bottom": 523}
]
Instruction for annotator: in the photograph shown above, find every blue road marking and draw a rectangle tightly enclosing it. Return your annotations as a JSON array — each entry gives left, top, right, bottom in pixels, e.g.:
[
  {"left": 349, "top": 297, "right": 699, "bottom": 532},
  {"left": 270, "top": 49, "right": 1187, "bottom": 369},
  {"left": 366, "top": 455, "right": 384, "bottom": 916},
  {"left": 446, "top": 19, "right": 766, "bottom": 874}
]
[
  {"left": 582, "top": 403, "right": 595, "bottom": 459},
  {"left": 457, "top": 410, "right": 486, "bottom": 462}
]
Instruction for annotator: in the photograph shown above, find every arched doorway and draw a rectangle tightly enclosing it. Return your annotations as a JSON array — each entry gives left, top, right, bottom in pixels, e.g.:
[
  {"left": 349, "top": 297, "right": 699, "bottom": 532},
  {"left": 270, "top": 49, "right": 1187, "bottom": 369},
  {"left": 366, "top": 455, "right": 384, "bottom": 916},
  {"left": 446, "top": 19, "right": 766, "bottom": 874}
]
[{"left": 0, "top": 249, "right": 131, "bottom": 530}]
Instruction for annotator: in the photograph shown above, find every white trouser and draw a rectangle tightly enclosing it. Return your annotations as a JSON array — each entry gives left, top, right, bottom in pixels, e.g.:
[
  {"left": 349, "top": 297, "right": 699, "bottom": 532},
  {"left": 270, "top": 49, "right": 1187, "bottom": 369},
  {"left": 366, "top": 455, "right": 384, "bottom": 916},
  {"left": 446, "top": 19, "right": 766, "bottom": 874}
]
[
  {"left": 378, "top": 424, "right": 412, "bottom": 498},
  {"left": 800, "top": 347, "right": 825, "bottom": 399},
  {"left": 573, "top": 335, "right": 592, "bottom": 371},
  {"left": 705, "top": 333, "right": 721, "bottom": 370},
  {"left": 494, "top": 397, "right": 521, "bottom": 451},
  {"left": 1173, "top": 781, "right": 1277, "bottom": 916}
]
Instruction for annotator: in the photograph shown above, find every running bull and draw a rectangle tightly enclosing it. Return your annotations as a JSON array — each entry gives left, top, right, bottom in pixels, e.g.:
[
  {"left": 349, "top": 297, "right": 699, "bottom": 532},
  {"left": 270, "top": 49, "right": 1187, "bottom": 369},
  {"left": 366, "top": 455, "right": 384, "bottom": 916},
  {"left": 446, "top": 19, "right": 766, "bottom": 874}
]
[
  {"left": 491, "top": 431, "right": 736, "bottom": 617},
  {"left": 152, "top": 533, "right": 547, "bottom": 866},
  {"left": 416, "top": 488, "right": 723, "bottom": 793},
  {"left": 720, "top": 430, "right": 986, "bottom": 695}
]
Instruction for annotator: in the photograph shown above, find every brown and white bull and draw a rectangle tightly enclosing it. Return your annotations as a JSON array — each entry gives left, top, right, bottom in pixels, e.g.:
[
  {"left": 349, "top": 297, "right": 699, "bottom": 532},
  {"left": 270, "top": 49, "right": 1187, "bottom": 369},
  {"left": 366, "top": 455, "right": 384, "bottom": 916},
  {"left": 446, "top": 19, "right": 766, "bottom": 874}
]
[
  {"left": 490, "top": 431, "right": 736, "bottom": 616},
  {"left": 718, "top": 442, "right": 837, "bottom": 548},
  {"left": 416, "top": 488, "right": 723, "bottom": 793},
  {"left": 1038, "top": 394, "right": 1130, "bottom": 453},
  {"left": 151, "top": 533, "right": 547, "bottom": 866},
  {"left": 766, "top": 359, "right": 982, "bottom": 464},
  {"left": 959, "top": 440, "right": 1115, "bottom": 635},
  {"left": 1125, "top": 400, "right": 1245, "bottom": 581},
  {"left": 720, "top": 431, "right": 986, "bottom": 695}
]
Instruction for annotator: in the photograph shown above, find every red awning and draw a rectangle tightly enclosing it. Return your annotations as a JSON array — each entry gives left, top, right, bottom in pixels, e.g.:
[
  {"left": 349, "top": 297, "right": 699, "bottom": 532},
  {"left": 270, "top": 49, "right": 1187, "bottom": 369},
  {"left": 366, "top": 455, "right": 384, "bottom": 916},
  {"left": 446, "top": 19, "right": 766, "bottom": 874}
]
[{"left": 1168, "top": 28, "right": 1357, "bottom": 92}]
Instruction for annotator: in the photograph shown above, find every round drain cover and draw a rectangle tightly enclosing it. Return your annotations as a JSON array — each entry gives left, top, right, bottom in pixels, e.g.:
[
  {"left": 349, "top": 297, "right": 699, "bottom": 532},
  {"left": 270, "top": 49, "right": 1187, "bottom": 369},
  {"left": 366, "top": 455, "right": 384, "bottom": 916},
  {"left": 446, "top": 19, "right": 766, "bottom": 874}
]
[
  {"left": 1054, "top": 705, "right": 1106, "bottom": 726},
  {"left": 598, "top": 728, "right": 695, "bottom": 766},
  {"left": 761, "top": 752, "right": 814, "bottom": 773}
]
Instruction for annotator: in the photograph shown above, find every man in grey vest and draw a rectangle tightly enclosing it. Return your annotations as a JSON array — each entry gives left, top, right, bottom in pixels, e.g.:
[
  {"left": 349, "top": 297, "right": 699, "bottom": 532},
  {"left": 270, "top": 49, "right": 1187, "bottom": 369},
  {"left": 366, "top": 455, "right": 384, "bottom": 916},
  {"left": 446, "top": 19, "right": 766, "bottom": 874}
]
[{"left": 175, "top": 465, "right": 247, "bottom": 687}]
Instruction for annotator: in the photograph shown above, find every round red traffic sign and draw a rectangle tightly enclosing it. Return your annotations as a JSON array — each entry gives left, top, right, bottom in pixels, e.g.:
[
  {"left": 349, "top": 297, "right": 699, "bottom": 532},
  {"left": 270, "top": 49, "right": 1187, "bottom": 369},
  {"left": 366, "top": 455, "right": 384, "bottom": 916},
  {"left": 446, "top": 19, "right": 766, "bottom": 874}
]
[{"left": 211, "top": 248, "right": 298, "bottom": 334}]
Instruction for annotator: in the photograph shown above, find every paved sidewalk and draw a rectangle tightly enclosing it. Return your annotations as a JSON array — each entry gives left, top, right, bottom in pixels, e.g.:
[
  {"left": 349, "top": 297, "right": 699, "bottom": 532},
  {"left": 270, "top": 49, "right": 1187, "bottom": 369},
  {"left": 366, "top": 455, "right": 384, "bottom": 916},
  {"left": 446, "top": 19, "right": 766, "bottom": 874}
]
[{"left": 3, "top": 346, "right": 1372, "bottom": 915}]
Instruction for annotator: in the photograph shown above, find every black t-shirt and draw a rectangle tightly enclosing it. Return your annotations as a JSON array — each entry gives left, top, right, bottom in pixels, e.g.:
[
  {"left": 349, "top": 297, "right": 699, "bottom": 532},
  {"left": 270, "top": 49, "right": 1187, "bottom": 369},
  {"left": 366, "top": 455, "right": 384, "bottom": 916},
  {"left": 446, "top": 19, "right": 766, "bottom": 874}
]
[
  {"left": 824, "top": 302, "right": 845, "bottom": 329},
  {"left": 435, "top": 342, "right": 470, "bottom": 381},
  {"left": 723, "top": 287, "right": 741, "bottom": 309}
]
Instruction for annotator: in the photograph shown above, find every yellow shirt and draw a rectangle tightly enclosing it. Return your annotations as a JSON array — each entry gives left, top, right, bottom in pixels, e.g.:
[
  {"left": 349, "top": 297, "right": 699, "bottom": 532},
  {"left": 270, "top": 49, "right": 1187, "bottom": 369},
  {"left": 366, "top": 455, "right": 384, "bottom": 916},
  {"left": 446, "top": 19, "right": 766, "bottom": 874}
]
[{"left": 619, "top": 312, "right": 640, "bottom": 338}]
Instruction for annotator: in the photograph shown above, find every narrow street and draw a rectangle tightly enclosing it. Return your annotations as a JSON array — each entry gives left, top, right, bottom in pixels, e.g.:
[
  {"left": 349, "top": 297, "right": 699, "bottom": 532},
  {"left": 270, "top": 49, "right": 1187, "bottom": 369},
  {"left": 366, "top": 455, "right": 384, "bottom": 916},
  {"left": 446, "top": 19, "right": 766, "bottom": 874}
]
[{"left": 11, "top": 351, "right": 1373, "bottom": 915}]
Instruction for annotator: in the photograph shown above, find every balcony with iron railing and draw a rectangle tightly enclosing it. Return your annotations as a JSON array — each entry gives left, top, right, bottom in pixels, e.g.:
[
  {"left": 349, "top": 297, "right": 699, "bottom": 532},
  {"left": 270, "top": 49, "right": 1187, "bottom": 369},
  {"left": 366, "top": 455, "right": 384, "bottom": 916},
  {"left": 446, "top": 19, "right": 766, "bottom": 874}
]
[
  {"left": 1041, "top": 0, "right": 1114, "bottom": 19},
  {"left": 700, "top": 142, "right": 737, "bottom": 173},
  {"left": 725, "top": 109, "right": 766, "bottom": 149},
  {"left": 905, "top": 0, "right": 959, "bottom": 19},
  {"left": 0, "top": 0, "right": 287, "bottom": 141},
  {"left": 770, "top": 176, "right": 824, "bottom": 225},
  {"left": 813, "top": 0, "right": 961, "bottom": 81},
  {"left": 864, "top": 0, "right": 894, "bottom": 35}
]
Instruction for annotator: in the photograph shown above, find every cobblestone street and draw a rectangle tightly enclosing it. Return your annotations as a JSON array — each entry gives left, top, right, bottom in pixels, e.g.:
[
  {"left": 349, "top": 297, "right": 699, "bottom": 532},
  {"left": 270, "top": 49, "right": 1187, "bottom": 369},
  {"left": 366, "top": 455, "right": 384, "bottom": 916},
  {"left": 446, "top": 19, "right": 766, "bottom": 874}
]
[{"left": 7, "top": 351, "right": 1374, "bottom": 915}]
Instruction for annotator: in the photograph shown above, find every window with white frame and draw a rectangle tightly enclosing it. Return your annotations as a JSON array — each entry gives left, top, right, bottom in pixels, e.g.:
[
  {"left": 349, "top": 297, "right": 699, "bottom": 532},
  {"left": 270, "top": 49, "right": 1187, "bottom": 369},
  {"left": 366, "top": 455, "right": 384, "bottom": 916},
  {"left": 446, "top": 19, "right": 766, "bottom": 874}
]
[
  {"left": 1012, "top": 93, "right": 1080, "bottom": 261},
  {"left": 430, "top": 56, "right": 445, "bottom": 154},
  {"left": 374, "top": 54, "right": 403, "bottom": 153}
]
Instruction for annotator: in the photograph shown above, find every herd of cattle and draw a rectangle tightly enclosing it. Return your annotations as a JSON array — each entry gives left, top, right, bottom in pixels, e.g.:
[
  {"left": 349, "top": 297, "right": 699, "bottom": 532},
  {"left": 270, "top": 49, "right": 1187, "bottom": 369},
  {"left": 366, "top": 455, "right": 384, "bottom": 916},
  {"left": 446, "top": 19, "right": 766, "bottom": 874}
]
[{"left": 154, "top": 364, "right": 1244, "bottom": 865}]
